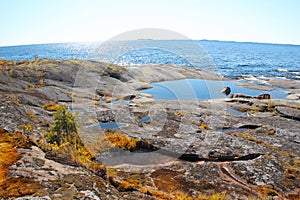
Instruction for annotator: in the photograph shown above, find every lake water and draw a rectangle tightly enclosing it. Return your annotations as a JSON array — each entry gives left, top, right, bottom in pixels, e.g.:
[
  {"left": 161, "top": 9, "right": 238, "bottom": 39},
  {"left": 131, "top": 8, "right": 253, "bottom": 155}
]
[{"left": 0, "top": 40, "right": 299, "bottom": 79}]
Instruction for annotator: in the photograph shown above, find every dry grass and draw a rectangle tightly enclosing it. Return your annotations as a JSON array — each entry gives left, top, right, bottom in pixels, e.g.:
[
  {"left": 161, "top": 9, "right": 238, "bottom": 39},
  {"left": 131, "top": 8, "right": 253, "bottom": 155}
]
[
  {"left": 105, "top": 132, "right": 139, "bottom": 151},
  {"left": 138, "top": 78, "right": 148, "bottom": 82},
  {"left": 27, "top": 111, "right": 36, "bottom": 121},
  {"left": 44, "top": 105, "right": 106, "bottom": 171},
  {"left": 42, "top": 103, "right": 60, "bottom": 111},
  {"left": 256, "top": 185, "right": 278, "bottom": 197},
  {"left": 18, "top": 123, "right": 33, "bottom": 133},
  {"left": 199, "top": 123, "right": 210, "bottom": 130},
  {"left": 38, "top": 79, "right": 44, "bottom": 88},
  {"left": 139, "top": 187, "right": 172, "bottom": 200},
  {"left": 176, "top": 110, "right": 185, "bottom": 117},
  {"left": 197, "top": 192, "right": 227, "bottom": 200},
  {"left": 8, "top": 96, "right": 21, "bottom": 105}
]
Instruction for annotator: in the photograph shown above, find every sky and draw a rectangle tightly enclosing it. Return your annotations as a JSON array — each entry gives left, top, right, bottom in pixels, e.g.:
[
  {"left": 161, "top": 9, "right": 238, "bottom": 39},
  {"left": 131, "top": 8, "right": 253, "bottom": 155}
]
[{"left": 0, "top": 0, "right": 299, "bottom": 46}]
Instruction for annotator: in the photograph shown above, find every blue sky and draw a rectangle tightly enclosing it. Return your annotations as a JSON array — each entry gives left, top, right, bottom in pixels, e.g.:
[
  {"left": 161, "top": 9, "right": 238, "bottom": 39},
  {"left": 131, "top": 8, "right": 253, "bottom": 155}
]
[{"left": 0, "top": 0, "right": 299, "bottom": 46}]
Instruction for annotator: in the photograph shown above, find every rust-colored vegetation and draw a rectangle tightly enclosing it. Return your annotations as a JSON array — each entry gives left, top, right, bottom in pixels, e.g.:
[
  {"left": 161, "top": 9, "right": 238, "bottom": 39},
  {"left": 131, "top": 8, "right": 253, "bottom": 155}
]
[
  {"left": 105, "top": 132, "right": 139, "bottom": 151},
  {"left": 42, "top": 102, "right": 61, "bottom": 111},
  {"left": 0, "top": 128, "right": 41, "bottom": 198},
  {"left": 199, "top": 123, "right": 210, "bottom": 130},
  {"left": 44, "top": 105, "right": 105, "bottom": 171}
]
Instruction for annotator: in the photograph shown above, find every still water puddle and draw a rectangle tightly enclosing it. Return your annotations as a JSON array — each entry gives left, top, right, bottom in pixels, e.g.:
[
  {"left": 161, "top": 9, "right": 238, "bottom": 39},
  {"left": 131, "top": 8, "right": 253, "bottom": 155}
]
[
  {"left": 226, "top": 107, "right": 248, "bottom": 117},
  {"left": 139, "top": 116, "right": 151, "bottom": 123},
  {"left": 142, "top": 79, "right": 288, "bottom": 100},
  {"left": 90, "top": 122, "right": 128, "bottom": 129}
]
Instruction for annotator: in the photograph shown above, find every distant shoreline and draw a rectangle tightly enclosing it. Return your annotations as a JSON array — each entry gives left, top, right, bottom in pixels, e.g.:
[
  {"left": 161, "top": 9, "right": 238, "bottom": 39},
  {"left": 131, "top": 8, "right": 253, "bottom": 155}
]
[{"left": 1, "top": 39, "right": 300, "bottom": 48}]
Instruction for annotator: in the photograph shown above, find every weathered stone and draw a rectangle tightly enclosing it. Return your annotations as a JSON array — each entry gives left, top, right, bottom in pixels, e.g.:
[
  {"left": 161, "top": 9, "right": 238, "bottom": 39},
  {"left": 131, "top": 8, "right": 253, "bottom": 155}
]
[
  {"left": 256, "top": 93, "right": 271, "bottom": 99},
  {"left": 0, "top": 59, "right": 299, "bottom": 199},
  {"left": 230, "top": 93, "right": 252, "bottom": 99},
  {"left": 96, "top": 110, "right": 115, "bottom": 122},
  {"left": 276, "top": 106, "right": 300, "bottom": 120},
  {"left": 286, "top": 93, "right": 300, "bottom": 100},
  {"left": 220, "top": 86, "right": 231, "bottom": 95}
]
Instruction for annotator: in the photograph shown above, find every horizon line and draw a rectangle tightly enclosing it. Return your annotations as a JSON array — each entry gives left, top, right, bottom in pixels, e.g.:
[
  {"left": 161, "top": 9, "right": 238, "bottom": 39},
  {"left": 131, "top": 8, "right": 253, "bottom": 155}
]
[{"left": 0, "top": 39, "right": 299, "bottom": 48}]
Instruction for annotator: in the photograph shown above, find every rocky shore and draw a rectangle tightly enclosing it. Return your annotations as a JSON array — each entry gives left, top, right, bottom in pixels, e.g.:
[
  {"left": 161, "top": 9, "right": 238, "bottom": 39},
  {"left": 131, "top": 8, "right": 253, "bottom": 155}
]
[{"left": 0, "top": 58, "right": 299, "bottom": 199}]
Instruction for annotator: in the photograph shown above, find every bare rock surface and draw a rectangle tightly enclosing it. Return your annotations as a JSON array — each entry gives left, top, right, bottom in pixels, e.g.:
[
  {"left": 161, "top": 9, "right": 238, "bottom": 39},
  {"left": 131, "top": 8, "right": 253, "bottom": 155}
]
[{"left": 0, "top": 59, "right": 299, "bottom": 199}]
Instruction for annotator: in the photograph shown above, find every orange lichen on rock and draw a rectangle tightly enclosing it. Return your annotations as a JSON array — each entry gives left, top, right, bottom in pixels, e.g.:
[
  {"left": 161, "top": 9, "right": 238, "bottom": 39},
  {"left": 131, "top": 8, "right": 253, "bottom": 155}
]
[
  {"left": 0, "top": 128, "right": 41, "bottom": 198},
  {"left": 0, "top": 58, "right": 15, "bottom": 70},
  {"left": 0, "top": 128, "right": 26, "bottom": 185},
  {"left": 0, "top": 177, "right": 42, "bottom": 197},
  {"left": 0, "top": 142, "right": 20, "bottom": 185}
]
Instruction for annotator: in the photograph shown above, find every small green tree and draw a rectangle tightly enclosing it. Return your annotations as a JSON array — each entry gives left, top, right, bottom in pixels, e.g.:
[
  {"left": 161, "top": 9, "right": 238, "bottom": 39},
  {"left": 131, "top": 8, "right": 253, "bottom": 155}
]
[{"left": 46, "top": 105, "right": 79, "bottom": 146}]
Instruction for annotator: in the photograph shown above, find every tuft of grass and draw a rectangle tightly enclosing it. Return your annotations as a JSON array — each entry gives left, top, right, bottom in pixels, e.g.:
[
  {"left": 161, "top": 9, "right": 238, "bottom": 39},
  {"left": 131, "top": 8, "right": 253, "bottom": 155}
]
[
  {"left": 256, "top": 185, "right": 278, "bottom": 197},
  {"left": 93, "top": 101, "right": 101, "bottom": 106},
  {"left": 138, "top": 78, "right": 148, "bottom": 83},
  {"left": 107, "top": 64, "right": 126, "bottom": 74},
  {"left": 174, "top": 192, "right": 194, "bottom": 200},
  {"left": 38, "top": 79, "right": 44, "bottom": 88},
  {"left": 197, "top": 192, "right": 227, "bottom": 200},
  {"left": 27, "top": 111, "right": 36, "bottom": 121},
  {"left": 199, "top": 123, "right": 210, "bottom": 130},
  {"left": 18, "top": 123, "right": 33, "bottom": 134},
  {"left": 42, "top": 103, "right": 60, "bottom": 111},
  {"left": 139, "top": 187, "right": 172, "bottom": 200},
  {"left": 105, "top": 132, "right": 139, "bottom": 151},
  {"left": 7, "top": 96, "right": 21, "bottom": 105},
  {"left": 111, "top": 180, "right": 137, "bottom": 192},
  {"left": 25, "top": 84, "right": 36, "bottom": 91},
  {"left": 176, "top": 110, "right": 185, "bottom": 117}
]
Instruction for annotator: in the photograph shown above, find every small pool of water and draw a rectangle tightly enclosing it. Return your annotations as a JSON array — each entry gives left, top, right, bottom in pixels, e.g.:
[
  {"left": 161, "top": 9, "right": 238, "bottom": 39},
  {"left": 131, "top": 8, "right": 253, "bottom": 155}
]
[
  {"left": 99, "top": 99, "right": 133, "bottom": 105},
  {"left": 139, "top": 116, "right": 151, "bottom": 123},
  {"left": 90, "top": 122, "right": 128, "bottom": 129},
  {"left": 226, "top": 107, "right": 248, "bottom": 117},
  {"left": 142, "top": 79, "right": 288, "bottom": 100}
]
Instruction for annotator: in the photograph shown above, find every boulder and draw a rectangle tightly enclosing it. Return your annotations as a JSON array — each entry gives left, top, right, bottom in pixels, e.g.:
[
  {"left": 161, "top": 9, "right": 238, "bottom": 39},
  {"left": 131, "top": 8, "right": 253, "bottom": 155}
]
[
  {"left": 286, "top": 94, "right": 300, "bottom": 100},
  {"left": 96, "top": 110, "right": 115, "bottom": 122},
  {"left": 123, "top": 94, "right": 136, "bottom": 101},
  {"left": 220, "top": 86, "right": 231, "bottom": 96}
]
